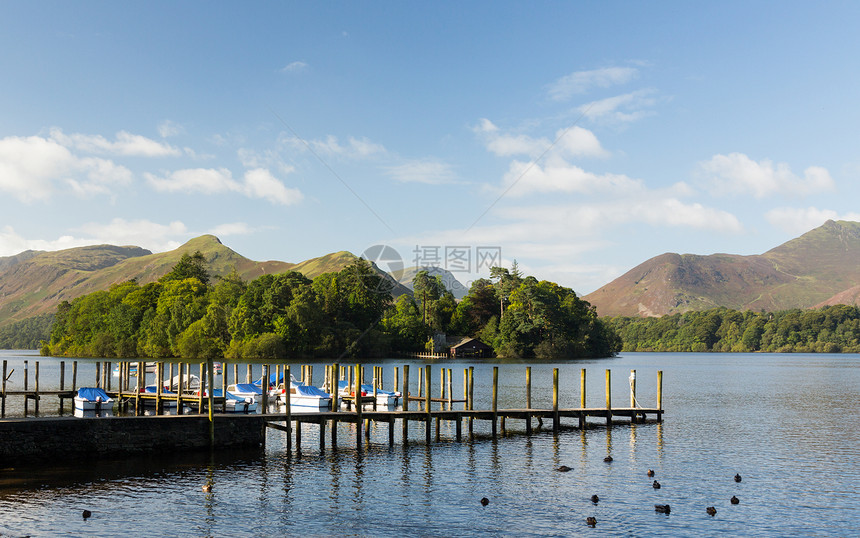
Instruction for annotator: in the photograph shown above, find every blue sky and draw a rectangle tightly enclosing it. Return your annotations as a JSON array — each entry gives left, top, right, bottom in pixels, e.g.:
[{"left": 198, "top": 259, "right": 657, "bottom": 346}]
[{"left": 2, "top": 2, "right": 860, "bottom": 295}]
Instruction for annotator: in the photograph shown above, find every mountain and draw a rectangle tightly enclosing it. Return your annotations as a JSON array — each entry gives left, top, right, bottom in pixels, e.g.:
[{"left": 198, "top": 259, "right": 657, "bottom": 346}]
[
  {"left": 397, "top": 266, "right": 469, "bottom": 299},
  {"left": 584, "top": 220, "right": 860, "bottom": 317},
  {"left": 0, "top": 235, "right": 405, "bottom": 327}
]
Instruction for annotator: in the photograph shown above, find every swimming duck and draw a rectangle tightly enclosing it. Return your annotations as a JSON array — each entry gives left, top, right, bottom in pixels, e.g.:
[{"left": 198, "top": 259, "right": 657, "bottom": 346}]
[
  {"left": 82, "top": 510, "right": 92, "bottom": 520},
  {"left": 202, "top": 484, "right": 212, "bottom": 493},
  {"left": 591, "top": 495, "right": 599, "bottom": 504},
  {"left": 730, "top": 496, "right": 739, "bottom": 505},
  {"left": 557, "top": 465, "right": 572, "bottom": 472},
  {"left": 654, "top": 504, "right": 671, "bottom": 514},
  {"left": 647, "top": 469, "right": 655, "bottom": 477},
  {"left": 652, "top": 480, "right": 661, "bottom": 489},
  {"left": 603, "top": 456, "right": 613, "bottom": 463},
  {"left": 706, "top": 506, "right": 717, "bottom": 516},
  {"left": 734, "top": 474, "right": 742, "bottom": 483},
  {"left": 481, "top": 497, "right": 490, "bottom": 506},
  {"left": 586, "top": 516, "right": 597, "bottom": 527}
]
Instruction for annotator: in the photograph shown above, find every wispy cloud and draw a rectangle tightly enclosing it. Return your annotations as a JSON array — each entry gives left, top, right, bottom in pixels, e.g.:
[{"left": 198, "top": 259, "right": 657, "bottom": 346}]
[
  {"left": 697, "top": 153, "right": 835, "bottom": 198},
  {"left": 577, "top": 89, "right": 659, "bottom": 124},
  {"left": 145, "top": 167, "right": 303, "bottom": 205},
  {"left": 208, "top": 222, "right": 256, "bottom": 237},
  {"left": 476, "top": 119, "right": 608, "bottom": 159},
  {"left": 281, "top": 61, "right": 307, "bottom": 73},
  {"left": 279, "top": 134, "right": 386, "bottom": 160},
  {"left": 547, "top": 66, "right": 639, "bottom": 101},
  {"left": 158, "top": 120, "right": 184, "bottom": 138},
  {"left": 49, "top": 127, "right": 181, "bottom": 157},
  {"left": 386, "top": 159, "right": 457, "bottom": 184},
  {"left": 766, "top": 206, "right": 860, "bottom": 235}
]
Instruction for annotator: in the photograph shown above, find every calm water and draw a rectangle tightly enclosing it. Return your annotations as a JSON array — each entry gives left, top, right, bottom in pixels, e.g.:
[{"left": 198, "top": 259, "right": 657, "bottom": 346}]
[{"left": 0, "top": 350, "right": 858, "bottom": 536}]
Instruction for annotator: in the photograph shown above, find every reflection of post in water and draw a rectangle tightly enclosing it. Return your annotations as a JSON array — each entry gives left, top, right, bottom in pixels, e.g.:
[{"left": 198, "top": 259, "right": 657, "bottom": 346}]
[
  {"left": 605, "top": 427, "right": 613, "bottom": 461},
  {"left": 629, "top": 421, "right": 638, "bottom": 450},
  {"left": 656, "top": 422, "right": 664, "bottom": 457}
]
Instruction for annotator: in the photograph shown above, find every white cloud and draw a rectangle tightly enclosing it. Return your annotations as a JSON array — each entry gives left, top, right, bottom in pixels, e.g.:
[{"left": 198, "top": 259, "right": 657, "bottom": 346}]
[
  {"left": 765, "top": 207, "right": 860, "bottom": 235},
  {"left": 478, "top": 120, "right": 607, "bottom": 160},
  {"left": 0, "top": 135, "right": 132, "bottom": 202},
  {"left": 578, "top": 89, "right": 658, "bottom": 124},
  {"left": 49, "top": 128, "right": 180, "bottom": 157},
  {"left": 145, "top": 167, "right": 303, "bottom": 205},
  {"left": 0, "top": 219, "right": 189, "bottom": 257},
  {"left": 158, "top": 120, "right": 183, "bottom": 138},
  {"left": 497, "top": 160, "right": 641, "bottom": 197},
  {"left": 279, "top": 134, "right": 386, "bottom": 160},
  {"left": 697, "top": 153, "right": 835, "bottom": 198},
  {"left": 386, "top": 160, "right": 457, "bottom": 184},
  {"left": 547, "top": 66, "right": 639, "bottom": 101},
  {"left": 281, "top": 61, "right": 307, "bottom": 73}
]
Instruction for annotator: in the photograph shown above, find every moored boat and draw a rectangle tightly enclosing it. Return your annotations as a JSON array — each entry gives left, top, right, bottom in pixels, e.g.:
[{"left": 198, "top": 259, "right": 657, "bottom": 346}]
[
  {"left": 73, "top": 387, "right": 114, "bottom": 416},
  {"left": 337, "top": 380, "right": 401, "bottom": 407},
  {"left": 276, "top": 380, "right": 332, "bottom": 409}
]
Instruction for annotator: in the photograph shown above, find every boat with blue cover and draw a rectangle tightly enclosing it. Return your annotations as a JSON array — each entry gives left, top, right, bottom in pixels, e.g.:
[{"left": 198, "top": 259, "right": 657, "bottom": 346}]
[
  {"left": 275, "top": 379, "right": 332, "bottom": 409},
  {"left": 337, "top": 380, "right": 401, "bottom": 407},
  {"left": 73, "top": 387, "right": 114, "bottom": 415}
]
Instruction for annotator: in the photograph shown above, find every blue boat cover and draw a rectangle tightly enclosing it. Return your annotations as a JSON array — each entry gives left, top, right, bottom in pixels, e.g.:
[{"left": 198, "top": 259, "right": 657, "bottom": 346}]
[
  {"left": 77, "top": 387, "right": 112, "bottom": 402},
  {"left": 212, "top": 389, "right": 249, "bottom": 402},
  {"left": 234, "top": 383, "right": 263, "bottom": 394},
  {"left": 337, "top": 380, "right": 396, "bottom": 396},
  {"left": 253, "top": 372, "right": 284, "bottom": 387},
  {"left": 293, "top": 383, "right": 330, "bottom": 398}
]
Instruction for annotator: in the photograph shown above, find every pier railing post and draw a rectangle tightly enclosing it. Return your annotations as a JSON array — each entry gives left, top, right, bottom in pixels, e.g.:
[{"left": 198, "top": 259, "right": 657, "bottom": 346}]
[
  {"left": 34, "top": 362, "right": 40, "bottom": 416},
  {"left": 630, "top": 369, "right": 637, "bottom": 422},
  {"left": 605, "top": 369, "right": 612, "bottom": 428},
  {"left": 425, "top": 364, "right": 432, "bottom": 443},
  {"left": 526, "top": 367, "right": 532, "bottom": 435},
  {"left": 402, "top": 365, "right": 409, "bottom": 444},
  {"left": 356, "top": 364, "right": 363, "bottom": 447},
  {"left": 552, "top": 368, "right": 559, "bottom": 434},
  {"left": 579, "top": 368, "right": 586, "bottom": 429},
  {"left": 207, "top": 358, "right": 215, "bottom": 445},
  {"left": 285, "top": 365, "right": 292, "bottom": 452},
  {"left": 468, "top": 366, "right": 474, "bottom": 438},
  {"left": 1, "top": 360, "right": 6, "bottom": 417},
  {"left": 492, "top": 366, "right": 498, "bottom": 439},
  {"left": 657, "top": 370, "right": 663, "bottom": 422}
]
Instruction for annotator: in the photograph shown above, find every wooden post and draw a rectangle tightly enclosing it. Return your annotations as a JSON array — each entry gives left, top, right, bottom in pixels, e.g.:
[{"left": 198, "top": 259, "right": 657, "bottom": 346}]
[
  {"left": 105, "top": 362, "right": 111, "bottom": 392},
  {"left": 491, "top": 367, "right": 499, "bottom": 439},
  {"left": 605, "top": 369, "right": 612, "bottom": 428},
  {"left": 402, "top": 365, "right": 410, "bottom": 443},
  {"left": 552, "top": 368, "right": 559, "bottom": 434},
  {"left": 23, "top": 360, "right": 28, "bottom": 416},
  {"left": 1, "top": 360, "right": 6, "bottom": 417},
  {"left": 177, "top": 363, "right": 185, "bottom": 414},
  {"left": 394, "top": 366, "right": 399, "bottom": 393},
  {"left": 425, "top": 364, "right": 431, "bottom": 443},
  {"left": 526, "top": 367, "right": 532, "bottom": 435},
  {"left": 207, "top": 359, "right": 215, "bottom": 445},
  {"left": 331, "top": 362, "right": 338, "bottom": 447},
  {"left": 261, "top": 364, "right": 269, "bottom": 414},
  {"left": 95, "top": 361, "right": 100, "bottom": 389},
  {"left": 579, "top": 368, "right": 586, "bottom": 429},
  {"left": 72, "top": 361, "right": 78, "bottom": 392},
  {"left": 59, "top": 361, "right": 66, "bottom": 414},
  {"left": 246, "top": 363, "right": 252, "bottom": 384},
  {"left": 440, "top": 367, "right": 445, "bottom": 400},
  {"left": 355, "top": 364, "right": 363, "bottom": 447},
  {"left": 221, "top": 362, "right": 228, "bottom": 413},
  {"left": 34, "top": 362, "right": 40, "bottom": 415},
  {"left": 468, "top": 366, "right": 474, "bottom": 437},
  {"left": 418, "top": 366, "right": 424, "bottom": 398},
  {"left": 372, "top": 366, "right": 378, "bottom": 411},
  {"left": 156, "top": 362, "right": 163, "bottom": 415},
  {"left": 657, "top": 370, "right": 663, "bottom": 422},
  {"left": 447, "top": 368, "right": 453, "bottom": 408},
  {"left": 197, "top": 363, "right": 204, "bottom": 415},
  {"left": 135, "top": 361, "right": 143, "bottom": 416},
  {"left": 284, "top": 365, "right": 292, "bottom": 452}
]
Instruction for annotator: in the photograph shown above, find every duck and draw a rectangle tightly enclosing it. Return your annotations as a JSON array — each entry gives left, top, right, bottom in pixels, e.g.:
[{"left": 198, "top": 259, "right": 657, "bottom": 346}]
[
  {"left": 730, "top": 495, "right": 739, "bottom": 505},
  {"left": 652, "top": 480, "right": 661, "bottom": 489},
  {"left": 480, "top": 497, "right": 490, "bottom": 506},
  {"left": 557, "top": 465, "right": 572, "bottom": 472},
  {"left": 734, "top": 473, "right": 742, "bottom": 483},
  {"left": 706, "top": 506, "right": 717, "bottom": 516},
  {"left": 591, "top": 495, "right": 599, "bottom": 504},
  {"left": 82, "top": 510, "right": 92, "bottom": 520},
  {"left": 654, "top": 504, "right": 671, "bottom": 514},
  {"left": 586, "top": 516, "right": 597, "bottom": 527},
  {"left": 647, "top": 469, "right": 655, "bottom": 477},
  {"left": 603, "top": 456, "right": 613, "bottom": 463},
  {"left": 202, "top": 484, "right": 212, "bottom": 493}
]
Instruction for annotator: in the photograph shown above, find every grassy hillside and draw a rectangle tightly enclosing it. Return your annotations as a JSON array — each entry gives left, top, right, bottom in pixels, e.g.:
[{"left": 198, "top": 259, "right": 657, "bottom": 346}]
[{"left": 585, "top": 220, "right": 860, "bottom": 317}]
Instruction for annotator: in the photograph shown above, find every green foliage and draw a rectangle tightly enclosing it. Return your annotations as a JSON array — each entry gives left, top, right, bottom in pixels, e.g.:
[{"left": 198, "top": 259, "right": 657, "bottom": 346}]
[
  {"left": 0, "top": 313, "right": 54, "bottom": 349},
  {"left": 607, "top": 304, "right": 860, "bottom": 353}
]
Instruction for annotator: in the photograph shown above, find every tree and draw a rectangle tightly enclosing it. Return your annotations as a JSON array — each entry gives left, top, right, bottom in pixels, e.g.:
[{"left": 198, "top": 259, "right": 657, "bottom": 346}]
[{"left": 160, "top": 251, "right": 210, "bottom": 286}]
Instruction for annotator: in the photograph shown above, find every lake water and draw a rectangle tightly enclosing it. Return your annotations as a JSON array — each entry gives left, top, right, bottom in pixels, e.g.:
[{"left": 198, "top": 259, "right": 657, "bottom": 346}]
[{"left": 0, "top": 350, "right": 858, "bottom": 536}]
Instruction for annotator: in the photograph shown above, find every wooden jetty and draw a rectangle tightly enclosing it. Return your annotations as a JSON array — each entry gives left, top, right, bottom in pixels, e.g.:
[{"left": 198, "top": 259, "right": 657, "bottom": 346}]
[{"left": 1, "top": 358, "right": 664, "bottom": 455}]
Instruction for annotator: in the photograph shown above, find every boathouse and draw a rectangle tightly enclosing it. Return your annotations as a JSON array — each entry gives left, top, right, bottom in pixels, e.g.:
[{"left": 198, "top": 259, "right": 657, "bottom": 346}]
[{"left": 450, "top": 337, "right": 493, "bottom": 358}]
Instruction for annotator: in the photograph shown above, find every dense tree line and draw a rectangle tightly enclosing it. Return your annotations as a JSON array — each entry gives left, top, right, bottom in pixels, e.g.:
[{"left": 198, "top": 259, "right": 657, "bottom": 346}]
[
  {"left": 41, "top": 253, "right": 621, "bottom": 360},
  {"left": 0, "top": 313, "right": 54, "bottom": 349},
  {"left": 607, "top": 305, "right": 860, "bottom": 353}
]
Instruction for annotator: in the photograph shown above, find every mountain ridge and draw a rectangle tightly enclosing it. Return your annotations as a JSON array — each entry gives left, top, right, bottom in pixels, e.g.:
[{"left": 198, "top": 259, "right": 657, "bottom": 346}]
[{"left": 584, "top": 220, "right": 860, "bottom": 317}]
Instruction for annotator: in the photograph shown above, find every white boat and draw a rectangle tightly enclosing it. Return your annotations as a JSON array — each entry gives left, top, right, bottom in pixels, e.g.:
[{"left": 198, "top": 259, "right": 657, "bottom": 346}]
[
  {"left": 73, "top": 387, "right": 114, "bottom": 416},
  {"left": 275, "top": 380, "right": 332, "bottom": 409},
  {"left": 195, "top": 389, "right": 258, "bottom": 413},
  {"left": 164, "top": 373, "right": 200, "bottom": 392},
  {"left": 142, "top": 385, "right": 180, "bottom": 409},
  {"left": 227, "top": 383, "right": 263, "bottom": 403},
  {"left": 337, "top": 380, "right": 401, "bottom": 407},
  {"left": 253, "top": 372, "right": 285, "bottom": 398},
  {"left": 112, "top": 362, "right": 156, "bottom": 377}
]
